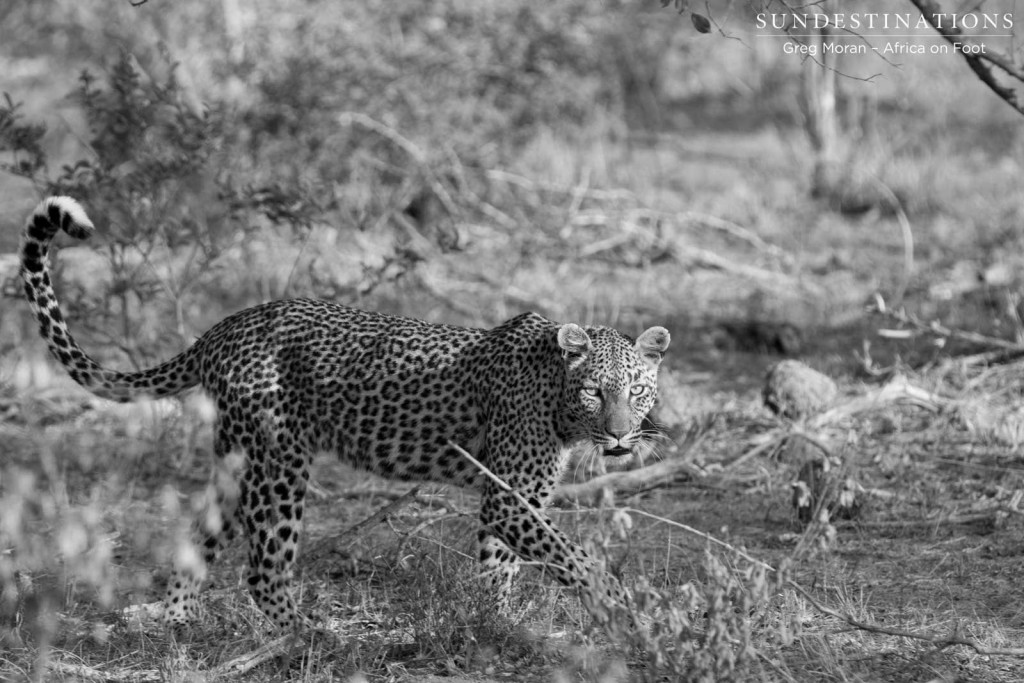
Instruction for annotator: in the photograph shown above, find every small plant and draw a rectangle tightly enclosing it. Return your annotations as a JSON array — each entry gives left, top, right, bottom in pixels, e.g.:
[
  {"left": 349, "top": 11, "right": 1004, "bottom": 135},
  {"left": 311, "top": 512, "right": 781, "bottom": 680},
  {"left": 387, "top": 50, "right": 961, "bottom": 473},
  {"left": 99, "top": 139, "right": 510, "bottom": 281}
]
[
  {"left": 561, "top": 509, "right": 797, "bottom": 682},
  {"left": 1, "top": 53, "right": 229, "bottom": 366}
]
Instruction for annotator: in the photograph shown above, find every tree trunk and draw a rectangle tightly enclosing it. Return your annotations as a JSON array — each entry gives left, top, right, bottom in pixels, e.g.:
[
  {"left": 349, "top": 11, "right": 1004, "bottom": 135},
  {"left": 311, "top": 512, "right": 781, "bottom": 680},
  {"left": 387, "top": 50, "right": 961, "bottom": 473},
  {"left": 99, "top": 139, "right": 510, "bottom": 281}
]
[{"left": 801, "top": 1, "right": 842, "bottom": 196}]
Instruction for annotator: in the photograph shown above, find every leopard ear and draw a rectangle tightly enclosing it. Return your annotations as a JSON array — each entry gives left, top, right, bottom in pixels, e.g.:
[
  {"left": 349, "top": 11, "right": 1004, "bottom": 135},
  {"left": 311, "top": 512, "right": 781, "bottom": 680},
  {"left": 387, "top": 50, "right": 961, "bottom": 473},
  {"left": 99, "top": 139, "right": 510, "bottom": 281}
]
[
  {"left": 557, "top": 323, "right": 592, "bottom": 370},
  {"left": 635, "top": 326, "right": 670, "bottom": 369}
]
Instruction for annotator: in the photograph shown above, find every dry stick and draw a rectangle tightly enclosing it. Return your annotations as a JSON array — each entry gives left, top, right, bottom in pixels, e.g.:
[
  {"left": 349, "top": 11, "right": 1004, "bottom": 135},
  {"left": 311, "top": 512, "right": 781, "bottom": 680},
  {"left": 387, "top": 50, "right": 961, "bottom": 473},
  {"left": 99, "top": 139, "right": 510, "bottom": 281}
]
[
  {"left": 387, "top": 515, "right": 476, "bottom": 562},
  {"left": 624, "top": 508, "right": 775, "bottom": 572},
  {"left": 343, "top": 485, "right": 422, "bottom": 537},
  {"left": 870, "top": 181, "right": 914, "bottom": 306},
  {"left": 809, "top": 376, "right": 946, "bottom": 429},
  {"left": 552, "top": 456, "right": 707, "bottom": 505},
  {"left": 718, "top": 433, "right": 786, "bottom": 471},
  {"left": 943, "top": 345, "right": 1024, "bottom": 370},
  {"left": 335, "top": 486, "right": 469, "bottom": 517},
  {"left": 395, "top": 511, "right": 468, "bottom": 558},
  {"left": 48, "top": 662, "right": 161, "bottom": 683},
  {"left": 673, "top": 210, "right": 792, "bottom": 265},
  {"left": 787, "top": 581, "right": 1024, "bottom": 657},
  {"left": 878, "top": 305, "right": 1024, "bottom": 353},
  {"left": 317, "top": 486, "right": 422, "bottom": 549},
  {"left": 685, "top": 245, "right": 825, "bottom": 298},
  {"left": 49, "top": 636, "right": 295, "bottom": 681},
  {"left": 210, "top": 635, "right": 297, "bottom": 679},
  {"left": 833, "top": 512, "right": 997, "bottom": 529}
]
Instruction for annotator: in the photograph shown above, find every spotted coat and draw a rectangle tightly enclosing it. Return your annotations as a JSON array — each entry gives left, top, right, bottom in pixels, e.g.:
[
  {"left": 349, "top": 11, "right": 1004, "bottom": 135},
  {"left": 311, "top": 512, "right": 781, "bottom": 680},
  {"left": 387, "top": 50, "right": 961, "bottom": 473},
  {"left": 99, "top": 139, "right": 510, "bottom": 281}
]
[{"left": 19, "top": 196, "right": 671, "bottom": 629}]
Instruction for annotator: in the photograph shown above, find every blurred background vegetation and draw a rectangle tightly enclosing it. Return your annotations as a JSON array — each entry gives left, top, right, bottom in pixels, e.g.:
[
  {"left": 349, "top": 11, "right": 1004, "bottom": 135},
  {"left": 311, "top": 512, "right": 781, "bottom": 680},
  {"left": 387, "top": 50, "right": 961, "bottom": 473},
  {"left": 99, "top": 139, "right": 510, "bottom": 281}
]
[{"left": 2, "top": 0, "right": 1022, "bottom": 386}]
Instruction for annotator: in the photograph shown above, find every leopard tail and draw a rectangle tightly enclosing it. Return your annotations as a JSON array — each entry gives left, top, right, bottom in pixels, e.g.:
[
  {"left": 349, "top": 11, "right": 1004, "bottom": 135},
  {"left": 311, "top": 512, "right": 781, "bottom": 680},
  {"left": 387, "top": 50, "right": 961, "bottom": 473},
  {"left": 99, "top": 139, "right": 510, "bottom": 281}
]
[{"left": 19, "top": 196, "right": 202, "bottom": 402}]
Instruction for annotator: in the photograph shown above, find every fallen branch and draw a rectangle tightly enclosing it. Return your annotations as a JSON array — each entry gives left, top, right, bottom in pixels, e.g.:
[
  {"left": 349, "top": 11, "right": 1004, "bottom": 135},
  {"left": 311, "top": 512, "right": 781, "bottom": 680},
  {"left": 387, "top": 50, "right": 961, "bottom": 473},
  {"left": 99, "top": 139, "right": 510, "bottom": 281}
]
[
  {"left": 878, "top": 304, "right": 1024, "bottom": 353},
  {"left": 50, "top": 635, "right": 302, "bottom": 681},
  {"left": 686, "top": 245, "right": 823, "bottom": 297},
  {"left": 48, "top": 661, "right": 161, "bottom": 683},
  {"left": 305, "top": 486, "right": 423, "bottom": 559},
  {"left": 809, "top": 375, "right": 946, "bottom": 428},
  {"left": 210, "top": 635, "right": 297, "bottom": 678},
  {"left": 718, "top": 433, "right": 787, "bottom": 471},
  {"left": 553, "top": 456, "right": 706, "bottom": 506},
  {"left": 333, "top": 486, "right": 469, "bottom": 517},
  {"left": 835, "top": 507, "right": 1019, "bottom": 529},
  {"left": 334, "top": 486, "right": 422, "bottom": 544},
  {"left": 940, "top": 346, "right": 1024, "bottom": 369},
  {"left": 789, "top": 580, "right": 1024, "bottom": 657}
]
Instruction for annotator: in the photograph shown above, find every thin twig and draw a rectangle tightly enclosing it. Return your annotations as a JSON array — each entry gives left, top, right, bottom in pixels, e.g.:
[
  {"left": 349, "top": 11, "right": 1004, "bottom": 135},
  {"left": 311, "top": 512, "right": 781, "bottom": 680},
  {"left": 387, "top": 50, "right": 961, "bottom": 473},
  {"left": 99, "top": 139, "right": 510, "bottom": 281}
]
[
  {"left": 305, "top": 486, "right": 424, "bottom": 562},
  {"left": 719, "top": 434, "right": 787, "bottom": 471},
  {"left": 330, "top": 486, "right": 421, "bottom": 546},
  {"left": 789, "top": 580, "right": 1024, "bottom": 657},
  {"left": 906, "top": 0, "right": 1024, "bottom": 116},
  {"left": 449, "top": 440, "right": 580, "bottom": 565},
  {"left": 624, "top": 507, "right": 775, "bottom": 572}
]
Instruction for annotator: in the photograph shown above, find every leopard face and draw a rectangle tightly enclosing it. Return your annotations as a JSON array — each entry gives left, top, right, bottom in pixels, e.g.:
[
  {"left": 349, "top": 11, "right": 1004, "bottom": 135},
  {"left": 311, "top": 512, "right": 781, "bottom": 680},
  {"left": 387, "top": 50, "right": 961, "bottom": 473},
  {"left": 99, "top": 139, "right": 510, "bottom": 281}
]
[{"left": 557, "top": 324, "right": 669, "bottom": 456}]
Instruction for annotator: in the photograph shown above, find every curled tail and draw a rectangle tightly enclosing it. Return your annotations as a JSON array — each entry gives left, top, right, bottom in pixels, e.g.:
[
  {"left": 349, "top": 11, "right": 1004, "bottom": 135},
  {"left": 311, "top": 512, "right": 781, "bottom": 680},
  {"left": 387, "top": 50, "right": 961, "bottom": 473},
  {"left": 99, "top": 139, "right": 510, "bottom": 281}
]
[{"left": 20, "top": 196, "right": 202, "bottom": 402}]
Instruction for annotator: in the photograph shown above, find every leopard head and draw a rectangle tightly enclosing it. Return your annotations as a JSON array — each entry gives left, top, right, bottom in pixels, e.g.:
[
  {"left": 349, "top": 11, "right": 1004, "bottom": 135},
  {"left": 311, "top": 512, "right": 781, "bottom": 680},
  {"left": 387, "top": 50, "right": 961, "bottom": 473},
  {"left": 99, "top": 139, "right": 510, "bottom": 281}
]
[{"left": 557, "top": 323, "right": 670, "bottom": 456}]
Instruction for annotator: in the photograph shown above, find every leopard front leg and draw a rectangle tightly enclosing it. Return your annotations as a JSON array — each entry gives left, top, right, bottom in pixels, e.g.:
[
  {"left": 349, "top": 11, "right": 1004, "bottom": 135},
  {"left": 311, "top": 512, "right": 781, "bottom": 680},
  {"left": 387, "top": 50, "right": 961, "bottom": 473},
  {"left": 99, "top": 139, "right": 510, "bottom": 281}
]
[
  {"left": 478, "top": 483, "right": 627, "bottom": 614},
  {"left": 478, "top": 529, "right": 520, "bottom": 611}
]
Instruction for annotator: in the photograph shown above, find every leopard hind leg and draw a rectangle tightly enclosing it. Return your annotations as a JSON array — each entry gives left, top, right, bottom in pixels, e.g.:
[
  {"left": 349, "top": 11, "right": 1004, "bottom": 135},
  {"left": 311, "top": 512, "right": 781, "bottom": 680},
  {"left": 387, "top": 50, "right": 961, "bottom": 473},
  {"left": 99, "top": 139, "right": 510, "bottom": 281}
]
[
  {"left": 236, "top": 425, "right": 311, "bottom": 631},
  {"left": 163, "top": 423, "right": 242, "bottom": 627}
]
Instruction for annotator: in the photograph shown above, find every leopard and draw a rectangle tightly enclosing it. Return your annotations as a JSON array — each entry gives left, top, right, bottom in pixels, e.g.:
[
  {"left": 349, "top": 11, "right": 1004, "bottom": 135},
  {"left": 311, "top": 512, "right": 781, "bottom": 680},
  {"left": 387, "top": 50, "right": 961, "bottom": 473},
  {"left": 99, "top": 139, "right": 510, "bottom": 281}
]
[{"left": 18, "top": 196, "right": 671, "bottom": 630}]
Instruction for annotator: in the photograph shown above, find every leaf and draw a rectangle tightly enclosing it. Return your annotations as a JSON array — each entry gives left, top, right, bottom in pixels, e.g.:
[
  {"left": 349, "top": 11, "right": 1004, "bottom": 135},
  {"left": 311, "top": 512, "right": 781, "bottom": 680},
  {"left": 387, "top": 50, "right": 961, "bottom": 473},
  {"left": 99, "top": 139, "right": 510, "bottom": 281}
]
[{"left": 691, "top": 12, "right": 712, "bottom": 33}]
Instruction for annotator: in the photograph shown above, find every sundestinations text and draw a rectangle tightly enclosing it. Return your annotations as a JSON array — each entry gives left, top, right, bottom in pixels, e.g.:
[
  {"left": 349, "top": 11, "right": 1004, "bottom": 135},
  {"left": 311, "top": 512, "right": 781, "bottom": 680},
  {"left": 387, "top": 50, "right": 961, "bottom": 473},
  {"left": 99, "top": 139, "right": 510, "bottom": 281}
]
[{"left": 757, "top": 12, "right": 1012, "bottom": 31}]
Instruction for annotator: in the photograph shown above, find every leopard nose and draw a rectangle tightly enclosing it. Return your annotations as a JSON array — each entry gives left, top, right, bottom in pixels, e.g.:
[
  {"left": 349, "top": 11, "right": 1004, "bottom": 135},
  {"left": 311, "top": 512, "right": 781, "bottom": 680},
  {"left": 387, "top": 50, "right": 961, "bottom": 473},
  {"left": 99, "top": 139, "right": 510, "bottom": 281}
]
[
  {"left": 606, "top": 403, "right": 631, "bottom": 440},
  {"left": 605, "top": 425, "right": 630, "bottom": 440}
]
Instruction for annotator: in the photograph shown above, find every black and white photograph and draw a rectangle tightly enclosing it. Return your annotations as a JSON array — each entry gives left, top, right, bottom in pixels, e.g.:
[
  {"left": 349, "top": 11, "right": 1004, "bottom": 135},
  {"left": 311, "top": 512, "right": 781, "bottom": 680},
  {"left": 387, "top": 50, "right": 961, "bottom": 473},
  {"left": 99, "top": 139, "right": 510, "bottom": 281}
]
[{"left": 2, "top": 1, "right": 1024, "bottom": 680}]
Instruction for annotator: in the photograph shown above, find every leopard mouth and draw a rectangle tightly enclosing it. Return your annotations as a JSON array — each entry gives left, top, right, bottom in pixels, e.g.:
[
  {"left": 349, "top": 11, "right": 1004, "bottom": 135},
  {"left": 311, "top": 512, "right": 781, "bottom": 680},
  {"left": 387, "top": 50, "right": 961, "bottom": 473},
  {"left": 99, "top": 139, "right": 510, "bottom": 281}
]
[{"left": 603, "top": 446, "right": 632, "bottom": 456}]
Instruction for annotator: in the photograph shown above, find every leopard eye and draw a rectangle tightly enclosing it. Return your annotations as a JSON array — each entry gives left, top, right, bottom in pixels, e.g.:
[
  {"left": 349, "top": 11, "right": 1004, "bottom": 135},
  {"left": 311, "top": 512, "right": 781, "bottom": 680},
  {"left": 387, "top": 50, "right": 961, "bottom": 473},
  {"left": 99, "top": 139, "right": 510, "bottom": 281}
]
[
  {"left": 630, "top": 385, "right": 648, "bottom": 397},
  {"left": 582, "top": 386, "right": 601, "bottom": 398}
]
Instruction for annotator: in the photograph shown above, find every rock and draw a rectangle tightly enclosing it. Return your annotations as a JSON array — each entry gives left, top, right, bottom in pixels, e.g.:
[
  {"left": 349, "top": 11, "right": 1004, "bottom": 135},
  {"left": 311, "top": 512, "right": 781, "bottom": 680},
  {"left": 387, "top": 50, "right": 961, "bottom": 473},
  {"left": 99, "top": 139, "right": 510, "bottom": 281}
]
[{"left": 763, "top": 360, "right": 837, "bottom": 419}]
